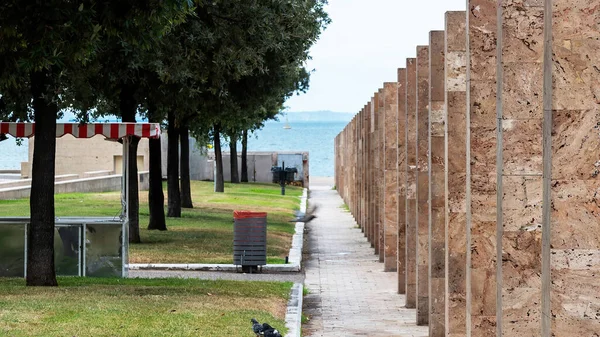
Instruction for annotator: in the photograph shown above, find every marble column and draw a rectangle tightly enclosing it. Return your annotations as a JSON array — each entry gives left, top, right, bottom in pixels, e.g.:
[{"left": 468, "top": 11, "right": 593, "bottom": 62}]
[
  {"left": 397, "top": 68, "right": 408, "bottom": 294},
  {"left": 378, "top": 88, "right": 386, "bottom": 262},
  {"left": 374, "top": 92, "right": 382, "bottom": 255},
  {"left": 384, "top": 82, "right": 399, "bottom": 272},
  {"left": 352, "top": 116, "right": 357, "bottom": 214},
  {"left": 365, "top": 103, "right": 370, "bottom": 237},
  {"left": 366, "top": 102, "right": 370, "bottom": 231},
  {"left": 499, "top": 1, "right": 544, "bottom": 336},
  {"left": 333, "top": 134, "right": 340, "bottom": 192},
  {"left": 467, "top": 0, "right": 498, "bottom": 335},
  {"left": 445, "top": 10, "right": 468, "bottom": 337},
  {"left": 429, "top": 30, "right": 446, "bottom": 337},
  {"left": 350, "top": 116, "right": 354, "bottom": 214},
  {"left": 416, "top": 45, "right": 430, "bottom": 326},
  {"left": 406, "top": 58, "right": 418, "bottom": 309},
  {"left": 357, "top": 111, "right": 360, "bottom": 218},
  {"left": 363, "top": 103, "right": 371, "bottom": 239},
  {"left": 548, "top": 0, "right": 600, "bottom": 335},
  {"left": 362, "top": 105, "right": 368, "bottom": 234},
  {"left": 369, "top": 97, "right": 376, "bottom": 248},
  {"left": 361, "top": 106, "right": 366, "bottom": 228}
]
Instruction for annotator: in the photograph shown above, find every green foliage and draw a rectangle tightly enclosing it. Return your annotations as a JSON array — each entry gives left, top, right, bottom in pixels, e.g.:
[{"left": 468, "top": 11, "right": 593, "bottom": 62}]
[{"left": 0, "top": 0, "right": 192, "bottom": 121}]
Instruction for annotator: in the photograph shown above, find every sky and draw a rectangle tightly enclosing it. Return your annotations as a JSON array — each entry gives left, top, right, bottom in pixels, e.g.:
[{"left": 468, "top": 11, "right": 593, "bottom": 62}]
[{"left": 285, "top": 0, "right": 466, "bottom": 113}]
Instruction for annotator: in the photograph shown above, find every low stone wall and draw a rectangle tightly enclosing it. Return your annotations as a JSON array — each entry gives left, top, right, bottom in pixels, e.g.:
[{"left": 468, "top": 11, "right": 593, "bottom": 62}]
[
  {"left": 0, "top": 174, "right": 79, "bottom": 189},
  {"left": 0, "top": 172, "right": 149, "bottom": 200},
  {"left": 204, "top": 151, "right": 310, "bottom": 187}
]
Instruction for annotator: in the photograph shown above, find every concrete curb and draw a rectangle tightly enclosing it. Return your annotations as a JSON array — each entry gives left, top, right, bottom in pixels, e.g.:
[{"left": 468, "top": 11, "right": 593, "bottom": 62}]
[
  {"left": 129, "top": 188, "right": 308, "bottom": 273},
  {"left": 285, "top": 282, "right": 303, "bottom": 337}
]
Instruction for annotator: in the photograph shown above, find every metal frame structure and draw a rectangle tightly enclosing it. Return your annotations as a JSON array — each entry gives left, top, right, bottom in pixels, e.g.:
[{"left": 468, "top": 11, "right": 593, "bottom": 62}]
[{"left": 0, "top": 122, "right": 160, "bottom": 277}]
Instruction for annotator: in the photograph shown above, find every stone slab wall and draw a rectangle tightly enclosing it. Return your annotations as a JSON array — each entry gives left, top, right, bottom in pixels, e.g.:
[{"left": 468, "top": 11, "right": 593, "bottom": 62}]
[
  {"left": 445, "top": 10, "right": 468, "bottom": 337},
  {"left": 549, "top": 0, "right": 600, "bottom": 335},
  {"left": 467, "top": 1, "right": 498, "bottom": 335},
  {"left": 406, "top": 58, "right": 418, "bottom": 309},
  {"left": 378, "top": 88, "right": 386, "bottom": 261},
  {"left": 384, "top": 82, "right": 399, "bottom": 272},
  {"left": 416, "top": 45, "right": 430, "bottom": 326},
  {"left": 429, "top": 30, "right": 446, "bottom": 337},
  {"left": 397, "top": 68, "right": 407, "bottom": 294}
]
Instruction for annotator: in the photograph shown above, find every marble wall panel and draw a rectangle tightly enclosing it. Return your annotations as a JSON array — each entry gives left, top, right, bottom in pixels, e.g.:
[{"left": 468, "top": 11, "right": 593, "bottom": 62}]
[
  {"left": 366, "top": 102, "right": 372, "bottom": 242},
  {"left": 467, "top": 1, "right": 498, "bottom": 336},
  {"left": 364, "top": 105, "right": 368, "bottom": 228},
  {"left": 550, "top": 1, "right": 600, "bottom": 335},
  {"left": 384, "top": 82, "right": 398, "bottom": 272},
  {"left": 397, "top": 68, "right": 408, "bottom": 294},
  {"left": 416, "top": 45, "right": 430, "bottom": 326},
  {"left": 429, "top": 30, "right": 446, "bottom": 337},
  {"left": 406, "top": 58, "right": 418, "bottom": 309},
  {"left": 369, "top": 99, "right": 375, "bottom": 247},
  {"left": 378, "top": 88, "right": 386, "bottom": 262},
  {"left": 373, "top": 92, "right": 381, "bottom": 255},
  {"left": 372, "top": 91, "right": 382, "bottom": 254},
  {"left": 358, "top": 108, "right": 362, "bottom": 230},
  {"left": 499, "top": 2, "right": 544, "bottom": 336}
]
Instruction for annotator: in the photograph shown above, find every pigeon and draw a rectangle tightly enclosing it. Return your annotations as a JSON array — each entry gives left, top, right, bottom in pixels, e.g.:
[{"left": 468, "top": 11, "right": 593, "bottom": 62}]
[
  {"left": 290, "top": 204, "right": 318, "bottom": 223},
  {"left": 251, "top": 318, "right": 264, "bottom": 336},
  {"left": 250, "top": 319, "right": 282, "bottom": 337},
  {"left": 261, "top": 323, "right": 282, "bottom": 337}
]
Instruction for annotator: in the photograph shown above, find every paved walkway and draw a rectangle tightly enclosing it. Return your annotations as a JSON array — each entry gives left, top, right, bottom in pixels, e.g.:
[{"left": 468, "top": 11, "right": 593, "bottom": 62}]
[{"left": 303, "top": 180, "right": 428, "bottom": 337}]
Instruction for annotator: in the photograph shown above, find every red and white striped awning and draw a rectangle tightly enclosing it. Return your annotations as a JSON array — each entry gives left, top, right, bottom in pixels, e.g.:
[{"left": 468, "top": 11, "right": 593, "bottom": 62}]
[{"left": 0, "top": 122, "right": 161, "bottom": 139}]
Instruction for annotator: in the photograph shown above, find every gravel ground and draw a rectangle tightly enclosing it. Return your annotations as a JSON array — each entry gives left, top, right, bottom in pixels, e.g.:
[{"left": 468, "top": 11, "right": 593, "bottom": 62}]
[{"left": 129, "top": 270, "right": 305, "bottom": 283}]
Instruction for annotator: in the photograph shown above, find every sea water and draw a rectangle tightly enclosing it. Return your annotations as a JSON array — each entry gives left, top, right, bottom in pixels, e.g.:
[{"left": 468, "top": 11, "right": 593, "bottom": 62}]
[
  {"left": 0, "top": 120, "right": 347, "bottom": 177},
  {"left": 0, "top": 137, "right": 28, "bottom": 170},
  {"left": 245, "top": 120, "right": 347, "bottom": 177}
]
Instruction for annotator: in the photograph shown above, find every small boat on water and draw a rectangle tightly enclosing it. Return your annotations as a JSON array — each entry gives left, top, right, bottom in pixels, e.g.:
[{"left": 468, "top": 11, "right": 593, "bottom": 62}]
[{"left": 283, "top": 117, "right": 291, "bottom": 129}]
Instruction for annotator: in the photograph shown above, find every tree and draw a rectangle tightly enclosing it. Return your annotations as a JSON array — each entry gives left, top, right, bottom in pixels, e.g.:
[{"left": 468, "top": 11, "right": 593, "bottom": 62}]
[
  {"left": 167, "top": 110, "right": 182, "bottom": 217},
  {"left": 0, "top": 0, "right": 189, "bottom": 285},
  {"left": 146, "top": 97, "right": 167, "bottom": 231},
  {"left": 188, "top": 0, "right": 330, "bottom": 192},
  {"left": 180, "top": 125, "right": 194, "bottom": 208},
  {"left": 213, "top": 123, "right": 225, "bottom": 192},
  {"left": 241, "top": 129, "right": 249, "bottom": 182},
  {"left": 228, "top": 131, "right": 240, "bottom": 183}
]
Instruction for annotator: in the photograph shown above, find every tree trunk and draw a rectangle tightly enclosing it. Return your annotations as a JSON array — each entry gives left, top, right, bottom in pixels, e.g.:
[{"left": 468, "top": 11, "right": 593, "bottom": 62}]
[
  {"left": 214, "top": 123, "right": 224, "bottom": 193},
  {"left": 147, "top": 136, "right": 167, "bottom": 230},
  {"left": 120, "top": 82, "right": 141, "bottom": 243},
  {"left": 180, "top": 126, "right": 193, "bottom": 208},
  {"left": 229, "top": 132, "right": 239, "bottom": 183},
  {"left": 167, "top": 110, "right": 181, "bottom": 217},
  {"left": 241, "top": 129, "right": 249, "bottom": 182},
  {"left": 27, "top": 69, "right": 58, "bottom": 286}
]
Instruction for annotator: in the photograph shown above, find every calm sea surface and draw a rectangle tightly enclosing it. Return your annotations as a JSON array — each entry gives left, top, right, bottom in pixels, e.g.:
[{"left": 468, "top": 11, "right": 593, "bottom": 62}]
[
  {"left": 0, "top": 120, "right": 347, "bottom": 176},
  {"left": 0, "top": 137, "right": 28, "bottom": 170},
  {"left": 245, "top": 120, "right": 346, "bottom": 177}
]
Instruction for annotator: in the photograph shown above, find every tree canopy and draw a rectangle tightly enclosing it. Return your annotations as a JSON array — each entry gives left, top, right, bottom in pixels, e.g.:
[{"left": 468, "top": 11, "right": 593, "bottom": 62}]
[{"left": 0, "top": 0, "right": 329, "bottom": 285}]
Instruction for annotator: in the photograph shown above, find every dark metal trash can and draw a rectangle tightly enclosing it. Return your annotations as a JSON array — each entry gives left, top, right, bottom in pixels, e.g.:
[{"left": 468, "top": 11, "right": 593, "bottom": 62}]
[
  {"left": 271, "top": 166, "right": 283, "bottom": 183},
  {"left": 233, "top": 211, "right": 267, "bottom": 273},
  {"left": 284, "top": 167, "right": 297, "bottom": 182}
]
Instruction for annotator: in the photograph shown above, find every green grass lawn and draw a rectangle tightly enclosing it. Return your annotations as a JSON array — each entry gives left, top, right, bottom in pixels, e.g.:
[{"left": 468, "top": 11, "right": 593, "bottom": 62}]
[
  {"left": 0, "top": 277, "right": 291, "bottom": 337},
  {"left": 0, "top": 181, "right": 303, "bottom": 264}
]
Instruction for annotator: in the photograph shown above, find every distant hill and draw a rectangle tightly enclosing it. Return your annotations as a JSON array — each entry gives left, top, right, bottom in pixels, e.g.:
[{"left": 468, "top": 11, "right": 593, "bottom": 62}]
[{"left": 282, "top": 111, "right": 355, "bottom": 123}]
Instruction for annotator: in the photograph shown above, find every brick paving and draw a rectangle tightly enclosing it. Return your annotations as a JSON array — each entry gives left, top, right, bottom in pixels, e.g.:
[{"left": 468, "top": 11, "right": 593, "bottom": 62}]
[{"left": 303, "top": 180, "right": 428, "bottom": 337}]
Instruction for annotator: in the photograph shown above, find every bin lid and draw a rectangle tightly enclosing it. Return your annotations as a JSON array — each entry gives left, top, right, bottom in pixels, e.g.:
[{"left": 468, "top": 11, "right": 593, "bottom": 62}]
[{"left": 233, "top": 211, "right": 267, "bottom": 219}]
